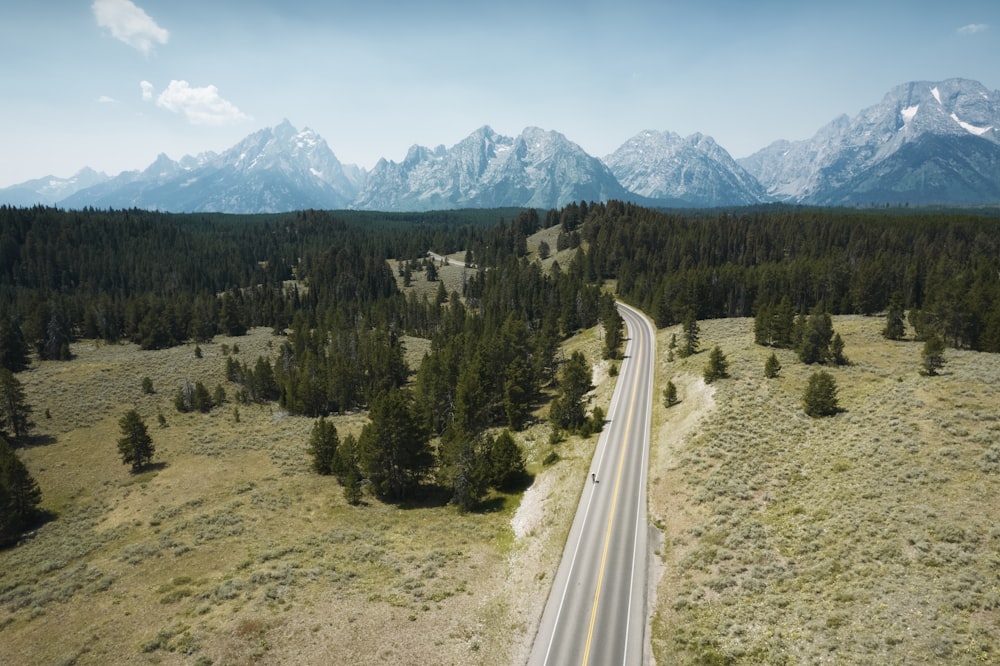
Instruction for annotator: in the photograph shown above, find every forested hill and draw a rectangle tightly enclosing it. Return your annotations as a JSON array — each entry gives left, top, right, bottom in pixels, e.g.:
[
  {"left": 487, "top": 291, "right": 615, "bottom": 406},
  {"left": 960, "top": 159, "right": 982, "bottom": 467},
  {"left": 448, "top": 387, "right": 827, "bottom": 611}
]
[
  {"left": 566, "top": 201, "right": 1000, "bottom": 352},
  {"left": 2, "top": 203, "right": 1000, "bottom": 361}
]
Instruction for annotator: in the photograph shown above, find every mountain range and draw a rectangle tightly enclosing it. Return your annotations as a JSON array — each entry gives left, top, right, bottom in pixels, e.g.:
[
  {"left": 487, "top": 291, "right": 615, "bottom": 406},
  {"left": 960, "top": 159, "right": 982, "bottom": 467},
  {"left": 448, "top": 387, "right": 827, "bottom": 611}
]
[{"left": 3, "top": 78, "right": 999, "bottom": 213}]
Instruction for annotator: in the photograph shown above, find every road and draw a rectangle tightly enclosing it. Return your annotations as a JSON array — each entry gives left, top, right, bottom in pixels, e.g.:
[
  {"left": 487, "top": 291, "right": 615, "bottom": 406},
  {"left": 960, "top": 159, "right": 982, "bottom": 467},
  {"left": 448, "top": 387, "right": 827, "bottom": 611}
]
[
  {"left": 529, "top": 302, "right": 656, "bottom": 666},
  {"left": 426, "top": 250, "right": 470, "bottom": 268}
]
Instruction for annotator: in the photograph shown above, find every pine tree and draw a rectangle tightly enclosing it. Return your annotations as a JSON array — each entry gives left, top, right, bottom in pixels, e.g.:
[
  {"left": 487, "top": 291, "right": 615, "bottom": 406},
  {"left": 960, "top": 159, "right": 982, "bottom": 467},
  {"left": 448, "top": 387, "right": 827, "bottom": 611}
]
[
  {"left": 663, "top": 380, "right": 678, "bottom": 407},
  {"left": 764, "top": 353, "right": 781, "bottom": 378},
  {"left": 307, "top": 417, "right": 339, "bottom": 475},
  {"left": 358, "top": 388, "right": 432, "bottom": 501},
  {"left": 0, "top": 368, "right": 33, "bottom": 443},
  {"left": 799, "top": 308, "right": 834, "bottom": 365},
  {"left": 550, "top": 351, "right": 592, "bottom": 432},
  {"left": 450, "top": 435, "right": 488, "bottom": 512},
  {"left": 117, "top": 409, "right": 155, "bottom": 472},
  {"left": 0, "top": 318, "right": 30, "bottom": 373},
  {"left": 679, "top": 311, "right": 700, "bottom": 358},
  {"left": 703, "top": 346, "right": 730, "bottom": 383},
  {"left": 803, "top": 371, "right": 839, "bottom": 417},
  {"left": 600, "top": 295, "right": 625, "bottom": 360},
  {"left": 883, "top": 292, "right": 906, "bottom": 340},
  {"left": 488, "top": 430, "right": 527, "bottom": 490},
  {"left": 0, "top": 436, "right": 42, "bottom": 544},
  {"left": 921, "top": 334, "right": 946, "bottom": 376},
  {"left": 831, "top": 333, "right": 848, "bottom": 365}
]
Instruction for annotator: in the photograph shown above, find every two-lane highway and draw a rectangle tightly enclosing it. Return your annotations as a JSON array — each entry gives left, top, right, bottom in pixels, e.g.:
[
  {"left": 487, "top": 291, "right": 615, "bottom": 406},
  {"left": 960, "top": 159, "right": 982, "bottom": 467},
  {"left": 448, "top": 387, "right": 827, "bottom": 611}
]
[{"left": 529, "top": 302, "right": 656, "bottom": 666}]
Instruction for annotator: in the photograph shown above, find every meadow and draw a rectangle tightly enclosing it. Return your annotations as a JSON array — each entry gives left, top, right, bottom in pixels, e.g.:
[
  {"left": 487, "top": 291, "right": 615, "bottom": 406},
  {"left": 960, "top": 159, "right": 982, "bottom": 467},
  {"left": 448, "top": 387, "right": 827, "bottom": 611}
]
[{"left": 649, "top": 316, "right": 1000, "bottom": 664}]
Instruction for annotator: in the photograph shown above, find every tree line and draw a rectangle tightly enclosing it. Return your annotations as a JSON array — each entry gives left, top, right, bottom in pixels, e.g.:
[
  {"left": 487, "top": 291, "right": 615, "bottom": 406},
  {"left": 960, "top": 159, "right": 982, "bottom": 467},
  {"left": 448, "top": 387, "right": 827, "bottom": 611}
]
[{"left": 573, "top": 201, "right": 1000, "bottom": 352}]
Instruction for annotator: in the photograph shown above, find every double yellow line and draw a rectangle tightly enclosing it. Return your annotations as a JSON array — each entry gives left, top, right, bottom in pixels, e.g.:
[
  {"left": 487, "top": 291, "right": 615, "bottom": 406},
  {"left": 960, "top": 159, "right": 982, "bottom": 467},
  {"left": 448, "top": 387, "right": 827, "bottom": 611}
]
[{"left": 580, "top": 310, "right": 644, "bottom": 665}]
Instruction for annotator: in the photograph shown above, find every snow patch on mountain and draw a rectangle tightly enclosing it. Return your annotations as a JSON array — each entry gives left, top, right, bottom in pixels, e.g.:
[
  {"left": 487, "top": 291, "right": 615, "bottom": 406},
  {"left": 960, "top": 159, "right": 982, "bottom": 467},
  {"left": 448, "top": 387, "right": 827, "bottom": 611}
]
[
  {"left": 741, "top": 78, "right": 1000, "bottom": 205},
  {"left": 952, "top": 113, "right": 992, "bottom": 136}
]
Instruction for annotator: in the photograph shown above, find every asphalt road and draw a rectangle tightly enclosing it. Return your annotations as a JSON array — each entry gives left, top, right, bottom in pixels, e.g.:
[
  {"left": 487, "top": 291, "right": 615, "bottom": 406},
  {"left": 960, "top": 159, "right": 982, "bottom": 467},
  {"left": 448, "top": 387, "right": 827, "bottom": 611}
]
[{"left": 529, "top": 302, "right": 656, "bottom": 666}]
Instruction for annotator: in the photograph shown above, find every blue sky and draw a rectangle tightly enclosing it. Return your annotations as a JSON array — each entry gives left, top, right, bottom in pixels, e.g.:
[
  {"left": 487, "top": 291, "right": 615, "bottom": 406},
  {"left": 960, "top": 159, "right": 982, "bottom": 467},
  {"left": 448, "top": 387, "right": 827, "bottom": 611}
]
[{"left": 0, "top": 0, "right": 997, "bottom": 187}]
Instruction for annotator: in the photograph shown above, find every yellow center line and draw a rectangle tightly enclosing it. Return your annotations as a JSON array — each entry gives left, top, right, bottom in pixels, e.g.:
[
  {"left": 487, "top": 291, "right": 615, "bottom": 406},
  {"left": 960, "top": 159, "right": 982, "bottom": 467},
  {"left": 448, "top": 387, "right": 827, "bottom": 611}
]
[{"left": 580, "top": 317, "right": 643, "bottom": 666}]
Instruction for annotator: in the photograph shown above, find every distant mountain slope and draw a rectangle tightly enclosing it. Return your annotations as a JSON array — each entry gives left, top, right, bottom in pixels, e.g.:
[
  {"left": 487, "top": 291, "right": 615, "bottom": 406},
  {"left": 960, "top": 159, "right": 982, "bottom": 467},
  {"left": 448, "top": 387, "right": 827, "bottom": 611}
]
[
  {"left": 60, "top": 121, "right": 360, "bottom": 213},
  {"left": 605, "top": 130, "right": 769, "bottom": 206},
  {"left": 353, "top": 126, "right": 631, "bottom": 211},
  {"left": 740, "top": 78, "right": 1000, "bottom": 205},
  {"left": 0, "top": 168, "right": 109, "bottom": 206}
]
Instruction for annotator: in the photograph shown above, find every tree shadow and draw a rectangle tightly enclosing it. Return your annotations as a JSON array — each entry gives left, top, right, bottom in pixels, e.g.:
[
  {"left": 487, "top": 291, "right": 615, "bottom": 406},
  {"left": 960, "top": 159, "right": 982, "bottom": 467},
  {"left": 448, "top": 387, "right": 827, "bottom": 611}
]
[
  {"left": 20, "top": 433, "right": 57, "bottom": 449},
  {"left": 1, "top": 508, "right": 58, "bottom": 551},
  {"left": 397, "top": 483, "right": 453, "bottom": 510}
]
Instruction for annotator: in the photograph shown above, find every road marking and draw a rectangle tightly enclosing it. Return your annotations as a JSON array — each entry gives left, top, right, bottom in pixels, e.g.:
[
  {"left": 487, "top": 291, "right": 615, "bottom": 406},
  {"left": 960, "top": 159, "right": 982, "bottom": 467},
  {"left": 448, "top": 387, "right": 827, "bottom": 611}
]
[
  {"left": 580, "top": 310, "right": 644, "bottom": 666},
  {"left": 622, "top": 309, "right": 653, "bottom": 664},
  {"left": 540, "top": 312, "right": 636, "bottom": 666}
]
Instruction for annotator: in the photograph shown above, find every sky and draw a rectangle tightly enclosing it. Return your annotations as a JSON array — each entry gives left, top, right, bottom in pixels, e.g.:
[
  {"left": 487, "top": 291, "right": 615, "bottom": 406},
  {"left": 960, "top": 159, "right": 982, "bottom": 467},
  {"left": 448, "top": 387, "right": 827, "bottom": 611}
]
[{"left": 0, "top": 0, "right": 998, "bottom": 188}]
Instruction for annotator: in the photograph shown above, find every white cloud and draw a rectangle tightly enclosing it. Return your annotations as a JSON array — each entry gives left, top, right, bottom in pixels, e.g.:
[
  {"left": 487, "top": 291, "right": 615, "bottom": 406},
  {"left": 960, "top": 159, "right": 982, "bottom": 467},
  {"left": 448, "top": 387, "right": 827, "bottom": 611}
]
[
  {"left": 142, "top": 80, "right": 250, "bottom": 126},
  {"left": 97, "top": 95, "right": 117, "bottom": 104},
  {"left": 92, "top": 0, "right": 169, "bottom": 55},
  {"left": 957, "top": 23, "right": 989, "bottom": 35}
]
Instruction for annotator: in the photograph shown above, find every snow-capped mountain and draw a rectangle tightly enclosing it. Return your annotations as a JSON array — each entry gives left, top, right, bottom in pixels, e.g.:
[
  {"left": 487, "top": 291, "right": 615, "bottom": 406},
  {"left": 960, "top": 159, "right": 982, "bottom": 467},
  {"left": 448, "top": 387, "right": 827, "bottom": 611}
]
[
  {"left": 60, "top": 120, "right": 361, "bottom": 213},
  {"left": 605, "top": 130, "right": 769, "bottom": 206},
  {"left": 353, "top": 126, "right": 631, "bottom": 211},
  {"left": 5, "top": 79, "right": 1000, "bottom": 213},
  {"left": 740, "top": 78, "right": 1000, "bottom": 205}
]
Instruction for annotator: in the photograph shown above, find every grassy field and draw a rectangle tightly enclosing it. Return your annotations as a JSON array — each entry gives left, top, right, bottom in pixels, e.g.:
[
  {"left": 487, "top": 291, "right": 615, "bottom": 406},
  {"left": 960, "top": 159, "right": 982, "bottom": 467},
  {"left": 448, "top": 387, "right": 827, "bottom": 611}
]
[
  {"left": 0, "top": 310, "right": 616, "bottom": 665},
  {"left": 648, "top": 316, "right": 1000, "bottom": 665}
]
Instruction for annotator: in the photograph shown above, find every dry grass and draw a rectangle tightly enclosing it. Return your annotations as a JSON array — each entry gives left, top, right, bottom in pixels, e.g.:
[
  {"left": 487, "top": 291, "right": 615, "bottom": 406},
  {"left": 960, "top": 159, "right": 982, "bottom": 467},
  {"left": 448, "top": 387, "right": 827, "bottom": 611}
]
[
  {"left": 0, "top": 317, "right": 615, "bottom": 665},
  {"left": 648, "top": 316, "right": 1000, "bottom": 665}
]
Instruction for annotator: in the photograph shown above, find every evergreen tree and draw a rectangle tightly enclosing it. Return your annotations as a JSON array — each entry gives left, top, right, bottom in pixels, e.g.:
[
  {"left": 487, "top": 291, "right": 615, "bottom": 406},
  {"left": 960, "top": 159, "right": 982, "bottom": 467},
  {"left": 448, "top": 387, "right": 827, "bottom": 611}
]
[
  {"left": 358, "top": 388, "right": 432, "bottom": 501},
  {"left": 600, "top": 296, "right": 625, "bottom": 360},
  {"left": 679, "top": 310, "right": 700, "bottom": 358},
  {"left": 831, "top": 333, "right": 848, "bottom": 365},
  {"left": 0, "top": 368, "right": 33, "bottom": 443},
  {"left": 193, "top": 381, "right": 213, "bottom": 413},
  {"left": 663, "top": 380, "right": 678, "bottom": 407},
  {"left": 772, "top": 297, "right": 796, "bottom": 348},
  {"left": 538, "top": 240, "right": 551, "bottom": 260},
  {"left": 219, "top": 291, "right": 248, "bottom": 337},
  {"left": 803, "top": 371, "right": 839, "bottom": 417},
  {"left": 342, "top": 464, "right": 363, "bottom": 506},
  {"left": 703, "top": 346, "right": 730, "bottom": 383},
  {"left": 921, "top": 334, "right": 946, "bottom": 376},
  {"left": 449, "top": 434, "right": 488, "bottom": 512},
  {"left": 883, "top": 292, "right": 906, "bottom": 340},
  {"left": 0, "top": 318, "right": 30, "bottom": 372},
  {"left": 0, "top": 436, "right": 42, "bottom": 544},
  {"left": 117, "top": 409, "right": 155, "bottom": 472},
  {"left": 798, "top": 307, "right": 834, "bottom": 365},
  {"left": 550, "top": 351, "right": 592, "bottom": 432},
  {"left": 764, "top": 353, "right": 781, "bottom": 378},
  {"left": 488, "top": 430, "right": 526, "bottom": 490},
  {"left": 307, "top": 417, "right": 339, "bottom": 475}
]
